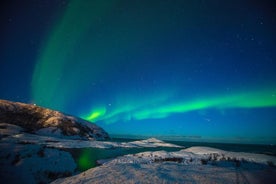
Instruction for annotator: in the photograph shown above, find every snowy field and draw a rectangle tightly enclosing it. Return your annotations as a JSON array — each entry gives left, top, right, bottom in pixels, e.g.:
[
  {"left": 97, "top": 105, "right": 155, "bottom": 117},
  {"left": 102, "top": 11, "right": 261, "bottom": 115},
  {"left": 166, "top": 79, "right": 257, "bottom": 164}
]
[{"left": 1, "top": 122, "right": 276, "bottom": 184}]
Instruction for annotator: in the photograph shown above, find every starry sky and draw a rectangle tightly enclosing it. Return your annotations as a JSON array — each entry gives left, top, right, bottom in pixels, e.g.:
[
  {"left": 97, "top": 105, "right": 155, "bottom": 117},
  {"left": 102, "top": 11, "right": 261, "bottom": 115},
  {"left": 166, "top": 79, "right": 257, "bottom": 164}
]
[{"left": 1, "top": 0, "right": 276, "bottom": 144}]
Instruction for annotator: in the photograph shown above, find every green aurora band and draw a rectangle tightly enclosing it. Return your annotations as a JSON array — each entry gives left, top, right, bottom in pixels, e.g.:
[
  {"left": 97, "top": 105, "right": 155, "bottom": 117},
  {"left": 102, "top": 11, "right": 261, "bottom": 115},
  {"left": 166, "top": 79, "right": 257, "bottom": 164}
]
[
  {"left": 31, "top": 0, "right": 276, "bottom": 129},
  {"left": 31, "top": 0, "right": 184, "bottom": 110},
  {"left": 83, "top": 89, "right": 276, "bottom": 124},
  {"left": 31, "top": 0, "right": 116, "bottom": 109}
]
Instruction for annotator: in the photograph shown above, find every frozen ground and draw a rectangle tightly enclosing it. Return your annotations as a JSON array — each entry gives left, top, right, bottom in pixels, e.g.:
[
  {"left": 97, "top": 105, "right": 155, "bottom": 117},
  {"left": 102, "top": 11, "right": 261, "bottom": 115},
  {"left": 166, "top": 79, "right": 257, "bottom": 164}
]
[
  {"left": 0, "top": 143, "right": 76, "bottom": 184},
  {"left": 0, "top": 123, "right": 181, "bottom": 149},
  {"left": 1, "top": 123, "right": 276, "bottom": 183},
  {"left": 52, "top": 146, "right": 276, "bottom": 184},
  {"left": 52, "top": 162, "right": 276, "bottom": 184},
  {"left": 0, "top": 122, "right": 181, "bottom": 183}
]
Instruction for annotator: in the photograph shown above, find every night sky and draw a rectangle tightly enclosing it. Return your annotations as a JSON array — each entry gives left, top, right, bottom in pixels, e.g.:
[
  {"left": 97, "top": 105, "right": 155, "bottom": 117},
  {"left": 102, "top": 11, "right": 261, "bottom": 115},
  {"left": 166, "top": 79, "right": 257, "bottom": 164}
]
[{"left": 1, "top": 0, "right": 276, "bottom": 144}]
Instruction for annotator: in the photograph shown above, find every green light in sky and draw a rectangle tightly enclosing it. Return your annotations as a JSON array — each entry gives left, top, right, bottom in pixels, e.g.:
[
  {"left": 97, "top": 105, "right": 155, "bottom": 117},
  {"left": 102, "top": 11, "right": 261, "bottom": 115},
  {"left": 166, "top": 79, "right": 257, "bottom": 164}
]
[
  {"left": 82, "top": 89, "right": 276, "bottom": 124},
  {"left": 133, "top": 90, "right": 276, "bottom": 121},
  {"left": 84, "top": 107, "right": 106, "bottom": 121},
  {"left": 82, "top": 91, "right": 174, "bottom": 123},
  {"left": 31, "top": 0, "right": 115, "bottom": 109}
]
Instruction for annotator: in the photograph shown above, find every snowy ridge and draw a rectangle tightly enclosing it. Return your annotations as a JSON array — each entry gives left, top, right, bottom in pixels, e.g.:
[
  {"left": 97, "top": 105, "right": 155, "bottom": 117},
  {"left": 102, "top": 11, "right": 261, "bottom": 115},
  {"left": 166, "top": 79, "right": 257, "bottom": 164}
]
[
  {"left": 1, "top": 99, "right": 275, "bottom": 184},
  {"left": 2, "top": 129, "right": 182, "bottom": 149},
  {"left": 127, "top": 137, "right": 181, "bottom": 147},
  {"left": 52, "top": 146, "right": 276, "bottom": 184},
  {"left": 100, "top": 146, "right": 276, "bottom": 166},
  {"left": 0, "top": 99, "right": 109, "bottom": 140},
  {"left": 186, "top": 146, "right": 276, "bottom": 165}
]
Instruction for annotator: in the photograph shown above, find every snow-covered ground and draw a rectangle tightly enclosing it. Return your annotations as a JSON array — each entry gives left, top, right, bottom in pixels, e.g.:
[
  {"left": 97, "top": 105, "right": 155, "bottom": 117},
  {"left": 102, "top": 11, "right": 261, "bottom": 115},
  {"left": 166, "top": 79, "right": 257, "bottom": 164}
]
[
  {"left": 0, "top": 123, "right": 182, "bottom": 183},
  {"left": 1, "top": 122, "right": 276, "bottom": 184},
  {"left": 0, "top": 143, "right": 76, "bottom": 184},
  {"left": 97, "top": 146, "right": 276, "bottom": 166},
  {"left": 1, "top": 123, "right": 182, "bottom": 149},
  {"left": 52, "top": 162, "right": 276, "bottom": 184},
  {"left": 52, "top": 147, "right": 276, "bottom": 184}
]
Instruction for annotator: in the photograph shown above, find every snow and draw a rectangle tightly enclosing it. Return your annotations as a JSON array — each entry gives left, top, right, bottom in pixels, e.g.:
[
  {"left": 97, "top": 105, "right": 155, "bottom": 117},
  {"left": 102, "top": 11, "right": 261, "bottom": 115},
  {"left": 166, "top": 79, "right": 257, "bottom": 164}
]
[
  {"left": 96, "top": 147, "right": 275, "bottom": 166},
  {"left": 52, "top": 163, "right": 245, "bottom": 184},
  {"left": 51, "top": 146, "right": 276, "bottom": 184},
  {"left": 1, "top": 119, "right": 276, "bottom": 183},
  {"left": 0, "top": 143, "right": 76, "bottom": 184},
  {"left": 1, "top": 125, "right": 182, "bottom": 149},
  {"left": 185, "top": 146, "right": 276, "bottom": 165},
  {"left": 127, "top": 137, "right": 182, "bottom": 147},
  {"left": 0, "top": 123, "right": 23, "bottom": 137},
  {"left": 0, "top": 99, "right": 110, "bottom": 141}
]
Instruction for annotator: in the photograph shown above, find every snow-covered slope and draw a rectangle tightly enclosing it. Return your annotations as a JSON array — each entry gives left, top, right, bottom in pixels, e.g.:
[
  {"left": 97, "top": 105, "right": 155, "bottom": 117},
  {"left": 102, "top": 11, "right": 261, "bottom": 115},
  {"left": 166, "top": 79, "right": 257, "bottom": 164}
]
[
  {"left": 0, "top": 99, "right": 111, "bottom": 183},
  {"left": 1, "top": 128, "right": 182, "bottom": 149},
  {"left": 52, "top": 147, "right": 276, "bottom": 184},
  {"left": 0, "top": 99, "right": 109, "bottom": 140},
  {"left": 98, "top": 146, "right": 276, "bottom": 166},
  {"left": 0, "top": 143, "right": 76, "bottom": 184},
  {"left": 0, "top": 126, "right": 181, "bottom": 184},
  {"left": 185, "top": 146, "right": 276, "bottom": 165},
  {"left": 1, "top": 99, "right": 276, "bottom": 184},
  {"left": 43, "top": 137, "right": 182, "bottom": 149}
]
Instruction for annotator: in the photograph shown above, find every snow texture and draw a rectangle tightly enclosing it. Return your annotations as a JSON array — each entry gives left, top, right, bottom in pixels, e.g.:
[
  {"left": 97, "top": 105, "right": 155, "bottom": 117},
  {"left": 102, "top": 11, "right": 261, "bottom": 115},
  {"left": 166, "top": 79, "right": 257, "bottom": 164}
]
[
  {"left": 0, "top": 99, "right": 109, "bottom": 140},
  {"left": 0, "top": 143, "right": 76, "bottom": 184},
  {"left": 1, "top": 126, "right": 182, "bottom": 149},
  {"left": 1, "top": 99, "right": 276, "bottom": 184},
  {"left": 52, "top": 147, "right": 276, "bottom": 184}
]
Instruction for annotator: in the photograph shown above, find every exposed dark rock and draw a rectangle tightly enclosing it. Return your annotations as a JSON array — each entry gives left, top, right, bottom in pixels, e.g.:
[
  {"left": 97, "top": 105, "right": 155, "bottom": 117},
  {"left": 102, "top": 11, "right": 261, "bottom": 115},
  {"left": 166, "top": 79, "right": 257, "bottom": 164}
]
[
  {"left": 154, "top": 157, "right": 183, "bottom": 163},
  {"left": 267, "top": 161, "right": 275, "bottom": 168},
  {"left": 11, "top": 153, "right": 21, "bottom": 166},
  {"left": 0, "top": 99, "right": 109, "bottom": 140},
  {"left": 200, "top": 158, "right": 208, "bottom": 165},
  {"left": 0, "top": 143, "right": 77, "bottom": 184}
]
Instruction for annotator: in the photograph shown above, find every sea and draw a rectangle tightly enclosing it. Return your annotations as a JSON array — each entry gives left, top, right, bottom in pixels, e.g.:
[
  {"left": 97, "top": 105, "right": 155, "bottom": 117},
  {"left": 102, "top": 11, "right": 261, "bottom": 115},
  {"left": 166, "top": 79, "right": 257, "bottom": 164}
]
[{"left": 65, "top": 137, "right": 276, "bottom": 172}]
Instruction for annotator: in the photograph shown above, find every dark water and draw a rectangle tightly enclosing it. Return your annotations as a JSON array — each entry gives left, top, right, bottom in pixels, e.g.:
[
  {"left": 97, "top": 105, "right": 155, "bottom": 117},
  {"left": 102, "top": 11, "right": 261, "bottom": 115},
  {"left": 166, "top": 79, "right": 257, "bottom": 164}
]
[
  {"left": 65, "top": 146, "right": 180, "bottom": 172},
  {"left": 65, "top": 138, "right": 276, "bottom": 172}
]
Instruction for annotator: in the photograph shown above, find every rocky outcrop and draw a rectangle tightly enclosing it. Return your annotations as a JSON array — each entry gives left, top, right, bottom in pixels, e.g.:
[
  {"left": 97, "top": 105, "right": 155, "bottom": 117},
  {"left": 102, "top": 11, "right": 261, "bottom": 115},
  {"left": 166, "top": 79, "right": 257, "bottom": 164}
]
[
  {"left": 0, "top": 99, "right": 109, "bottom": 140},
  {"left": 0, "top": 143, "right": 76, "bottom": 184}
]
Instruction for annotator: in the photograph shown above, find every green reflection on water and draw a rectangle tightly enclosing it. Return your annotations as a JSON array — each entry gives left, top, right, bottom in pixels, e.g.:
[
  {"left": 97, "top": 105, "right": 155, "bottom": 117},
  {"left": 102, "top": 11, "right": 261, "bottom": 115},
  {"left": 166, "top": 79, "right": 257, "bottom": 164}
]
[{"left": 69, "top": 147, "right": 181, "bottom": 172}]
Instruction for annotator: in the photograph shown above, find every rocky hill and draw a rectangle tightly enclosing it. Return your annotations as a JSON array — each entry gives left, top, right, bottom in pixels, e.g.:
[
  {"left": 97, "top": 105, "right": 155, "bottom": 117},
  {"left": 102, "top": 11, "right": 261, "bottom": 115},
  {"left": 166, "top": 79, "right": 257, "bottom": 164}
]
[{"left": 0, "top": 99, "right": 109, "bottom": 140}]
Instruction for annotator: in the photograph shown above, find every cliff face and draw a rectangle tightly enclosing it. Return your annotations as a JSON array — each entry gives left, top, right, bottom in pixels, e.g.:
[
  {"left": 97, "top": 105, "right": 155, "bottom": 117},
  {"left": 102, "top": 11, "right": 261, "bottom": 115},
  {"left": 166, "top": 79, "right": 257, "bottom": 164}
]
[{"left": 0, "top": 99, "right": 109, "bottom": 140}]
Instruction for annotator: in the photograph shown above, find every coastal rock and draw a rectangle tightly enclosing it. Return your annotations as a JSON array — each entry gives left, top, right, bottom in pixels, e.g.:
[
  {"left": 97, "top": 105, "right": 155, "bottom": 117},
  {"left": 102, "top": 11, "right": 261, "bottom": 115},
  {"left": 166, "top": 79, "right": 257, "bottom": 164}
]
[
  {"left": 0, "top": 99, "right": 109, "bottom": 140},
  {"left": 0, "top": 143, "right": 76, "bottom": 184}
]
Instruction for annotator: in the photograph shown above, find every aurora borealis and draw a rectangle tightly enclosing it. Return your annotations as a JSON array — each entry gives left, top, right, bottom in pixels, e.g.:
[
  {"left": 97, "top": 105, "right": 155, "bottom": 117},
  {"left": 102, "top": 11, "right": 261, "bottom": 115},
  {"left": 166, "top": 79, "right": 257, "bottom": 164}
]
[
  {"left": 1, "top": 0, "right": 276, "bottom": 144},
  {"left": 83, "top": 90, "right": 276, "bottom": 122}
]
